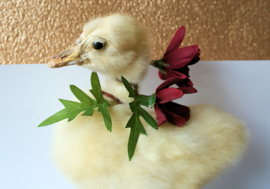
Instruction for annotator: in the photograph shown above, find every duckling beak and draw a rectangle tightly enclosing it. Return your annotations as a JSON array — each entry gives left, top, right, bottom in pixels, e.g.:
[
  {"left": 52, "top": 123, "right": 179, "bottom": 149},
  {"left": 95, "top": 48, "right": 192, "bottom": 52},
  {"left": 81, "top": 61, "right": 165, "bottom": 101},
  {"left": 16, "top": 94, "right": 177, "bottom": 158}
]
[{"left": 48, "top": 39, "right": 83, "bottom": 68}]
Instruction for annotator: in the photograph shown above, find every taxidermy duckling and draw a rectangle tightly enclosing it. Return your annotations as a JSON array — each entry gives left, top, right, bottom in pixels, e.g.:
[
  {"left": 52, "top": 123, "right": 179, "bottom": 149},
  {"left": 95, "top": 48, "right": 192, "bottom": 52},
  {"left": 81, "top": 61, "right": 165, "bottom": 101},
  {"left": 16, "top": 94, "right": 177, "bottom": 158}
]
[{"left": 46, "top": 14, "right": 248, "bottom": 189}]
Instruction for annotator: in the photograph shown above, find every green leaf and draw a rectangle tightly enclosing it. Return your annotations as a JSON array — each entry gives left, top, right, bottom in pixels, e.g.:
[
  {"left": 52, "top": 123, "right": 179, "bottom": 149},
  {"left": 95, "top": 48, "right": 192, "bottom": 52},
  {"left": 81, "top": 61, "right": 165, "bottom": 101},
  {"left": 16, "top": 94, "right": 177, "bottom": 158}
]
[
  {"left": 38, "top": 99, "right": 92, "bottom": 127},
  {"left": 121, "top": 76, "right": 158, "bottom": 161},
  {"left": 59, "top": 99, "right": 82, "bottom": 109},
  {"left": 138, "top": 93, "right": 156, "bottom": 107},
  {"left": 38, "top": 109, "right": 72, "bottom": 127},
  {"left": 90, "top": 72, "right": 104, "bottom": 102},
  {"left": 121, "top": 76, "right": 135, "bottom": 98},
  {"left": 82, "top": 108, "right": 94, "bottom": 116},
  {"left": 97, "top": 104, "right": 111, "bottom": 131},
  {"left": 126, "top": 113, "right": 147, "bottom": 160},
  {"left": 138, "top": 106, "right": 158, "bottom": 129},
  {"left": 38, "top": 72, "right": 111, "bottom": 131},
  {"left": 70, "top": 85, "right": 96, "bottom": 104},
  {"left": 90, "top": 72, "right": 112, "bottom": 132}
]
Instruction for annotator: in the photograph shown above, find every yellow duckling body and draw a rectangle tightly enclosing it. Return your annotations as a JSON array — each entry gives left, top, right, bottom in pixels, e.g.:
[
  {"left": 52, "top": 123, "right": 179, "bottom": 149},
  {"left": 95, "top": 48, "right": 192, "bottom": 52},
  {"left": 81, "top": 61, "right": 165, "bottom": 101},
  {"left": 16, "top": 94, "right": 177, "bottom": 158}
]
[{"left": 49, "top": 14, "right": 248, "bottom": 189}]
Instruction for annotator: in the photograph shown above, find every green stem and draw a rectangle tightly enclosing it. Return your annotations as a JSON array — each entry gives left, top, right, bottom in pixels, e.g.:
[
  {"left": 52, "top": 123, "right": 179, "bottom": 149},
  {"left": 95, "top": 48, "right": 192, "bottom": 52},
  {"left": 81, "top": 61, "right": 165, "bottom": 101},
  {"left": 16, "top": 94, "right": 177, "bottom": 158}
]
[{"left": 150, "top": 58, "right": 169, "bottom": 74}]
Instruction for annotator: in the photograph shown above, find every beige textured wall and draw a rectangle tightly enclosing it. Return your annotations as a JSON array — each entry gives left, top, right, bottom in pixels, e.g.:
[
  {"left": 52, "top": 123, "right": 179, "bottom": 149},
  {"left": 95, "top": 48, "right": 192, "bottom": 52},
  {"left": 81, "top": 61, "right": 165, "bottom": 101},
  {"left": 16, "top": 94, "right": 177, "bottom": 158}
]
[{"left": 1, "top": 0, "right": 269, "bottom": 64}]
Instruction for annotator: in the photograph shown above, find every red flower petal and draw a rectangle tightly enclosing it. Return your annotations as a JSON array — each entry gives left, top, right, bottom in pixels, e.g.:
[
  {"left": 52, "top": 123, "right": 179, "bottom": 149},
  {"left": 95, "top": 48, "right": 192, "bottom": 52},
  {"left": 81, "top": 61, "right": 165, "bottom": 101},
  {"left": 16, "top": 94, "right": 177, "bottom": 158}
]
[
  {"left": 154, "top": 25, "right": 201, "bottom": 128},
  {"left": 177, "top": 86, "right": 197, "bottom": 94},
  {"left": 156, "top": 77, "right": 187, "bottom": 92},
  {"left": 187, "top": 48, "right": 201, "bottom": 65},
  {"left": 154, "top": 103, "right": 167, "bottom": 126},
  {"left": 164, "top": 26, "right": 185, "bottom": 57},
  {"left": 159, "top": 68, "right": 187, "bottom": 80},
  {"left": 163, "top": 45, "right": 199, "bottom": 69},
  {"left": 161, "top": 102, "right": 190, "bottom": 127},
  {"left": 175, "top": 66, "right": 190, "bottom": 77},
  {"left": 157, "top": 87, "right": 184, "bottom": 104},
  {"left": 176, "top": 78, "right": 194, "bottom": 88},
  {"left": 164, "top": 102, "right": 190, "bottom": 121},
  {"left": 163, "top": 108, "right": 187, "bottom": 127}
]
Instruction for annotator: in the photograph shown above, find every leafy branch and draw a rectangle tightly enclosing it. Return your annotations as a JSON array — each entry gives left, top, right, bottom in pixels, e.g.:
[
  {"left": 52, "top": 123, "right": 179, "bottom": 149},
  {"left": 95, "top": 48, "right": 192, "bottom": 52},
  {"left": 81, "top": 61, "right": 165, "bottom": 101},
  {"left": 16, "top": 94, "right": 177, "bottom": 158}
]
[
  {"left": 121, "top": 76, "right": 158, "bottom": 161},
  {"left": 38, "top": 72, "right": 112, "bottom": 131},
  {"left": 38, "top": 72, "right": 158, "bottom": 161}
]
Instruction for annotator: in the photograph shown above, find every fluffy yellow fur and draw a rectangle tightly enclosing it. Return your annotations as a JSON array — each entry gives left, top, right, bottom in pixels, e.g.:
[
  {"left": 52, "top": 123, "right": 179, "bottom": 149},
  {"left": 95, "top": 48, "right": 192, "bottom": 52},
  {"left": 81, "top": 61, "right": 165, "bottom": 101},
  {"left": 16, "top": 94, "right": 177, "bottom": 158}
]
[
  {"left": 51, "top": 14, "right": 248, "bottom": 189},
  {"left": 78, "top": 14, "right": 151, "bottom": 84},
  {"left": 53, "top": 104, "right": 248, "bottom": 189}
]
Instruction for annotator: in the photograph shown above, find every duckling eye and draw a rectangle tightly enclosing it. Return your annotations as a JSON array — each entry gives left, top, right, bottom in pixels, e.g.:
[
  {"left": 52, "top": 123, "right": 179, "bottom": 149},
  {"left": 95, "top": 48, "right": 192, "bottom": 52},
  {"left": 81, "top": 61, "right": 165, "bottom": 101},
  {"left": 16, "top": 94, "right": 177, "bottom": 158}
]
[{"left": 92, "top": 42, "right": 104, "bottom": 50}]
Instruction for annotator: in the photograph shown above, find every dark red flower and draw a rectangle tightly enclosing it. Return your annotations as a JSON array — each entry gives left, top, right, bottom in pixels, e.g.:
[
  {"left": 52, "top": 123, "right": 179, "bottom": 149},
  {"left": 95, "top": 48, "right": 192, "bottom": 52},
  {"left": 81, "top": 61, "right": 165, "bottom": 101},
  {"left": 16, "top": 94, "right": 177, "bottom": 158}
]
[
  {"left": 154, "top": 77, "right": 194, "bottom": 127},
  {"left": 158, "top": 26, "right": 200, "bottom": 80},
  {"left": 153, "top": 26, "right": 201, "bottom": 127}
]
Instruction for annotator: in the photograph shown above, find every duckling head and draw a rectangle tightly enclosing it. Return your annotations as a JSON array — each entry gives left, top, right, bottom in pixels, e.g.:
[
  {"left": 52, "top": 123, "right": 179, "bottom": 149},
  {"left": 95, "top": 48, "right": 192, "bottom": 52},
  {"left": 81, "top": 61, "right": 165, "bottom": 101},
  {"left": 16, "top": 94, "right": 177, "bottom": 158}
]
[{"left": 49, "top": 14, "right": 151, "bottom": 84}]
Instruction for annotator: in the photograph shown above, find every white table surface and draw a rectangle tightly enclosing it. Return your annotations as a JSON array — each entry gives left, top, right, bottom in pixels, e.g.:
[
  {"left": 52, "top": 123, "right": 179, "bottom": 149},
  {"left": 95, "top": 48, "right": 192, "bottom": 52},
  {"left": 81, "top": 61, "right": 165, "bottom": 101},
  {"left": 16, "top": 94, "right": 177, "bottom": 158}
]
[{"left": 0, "top": 61, "right": 269, "bottom": 189}]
